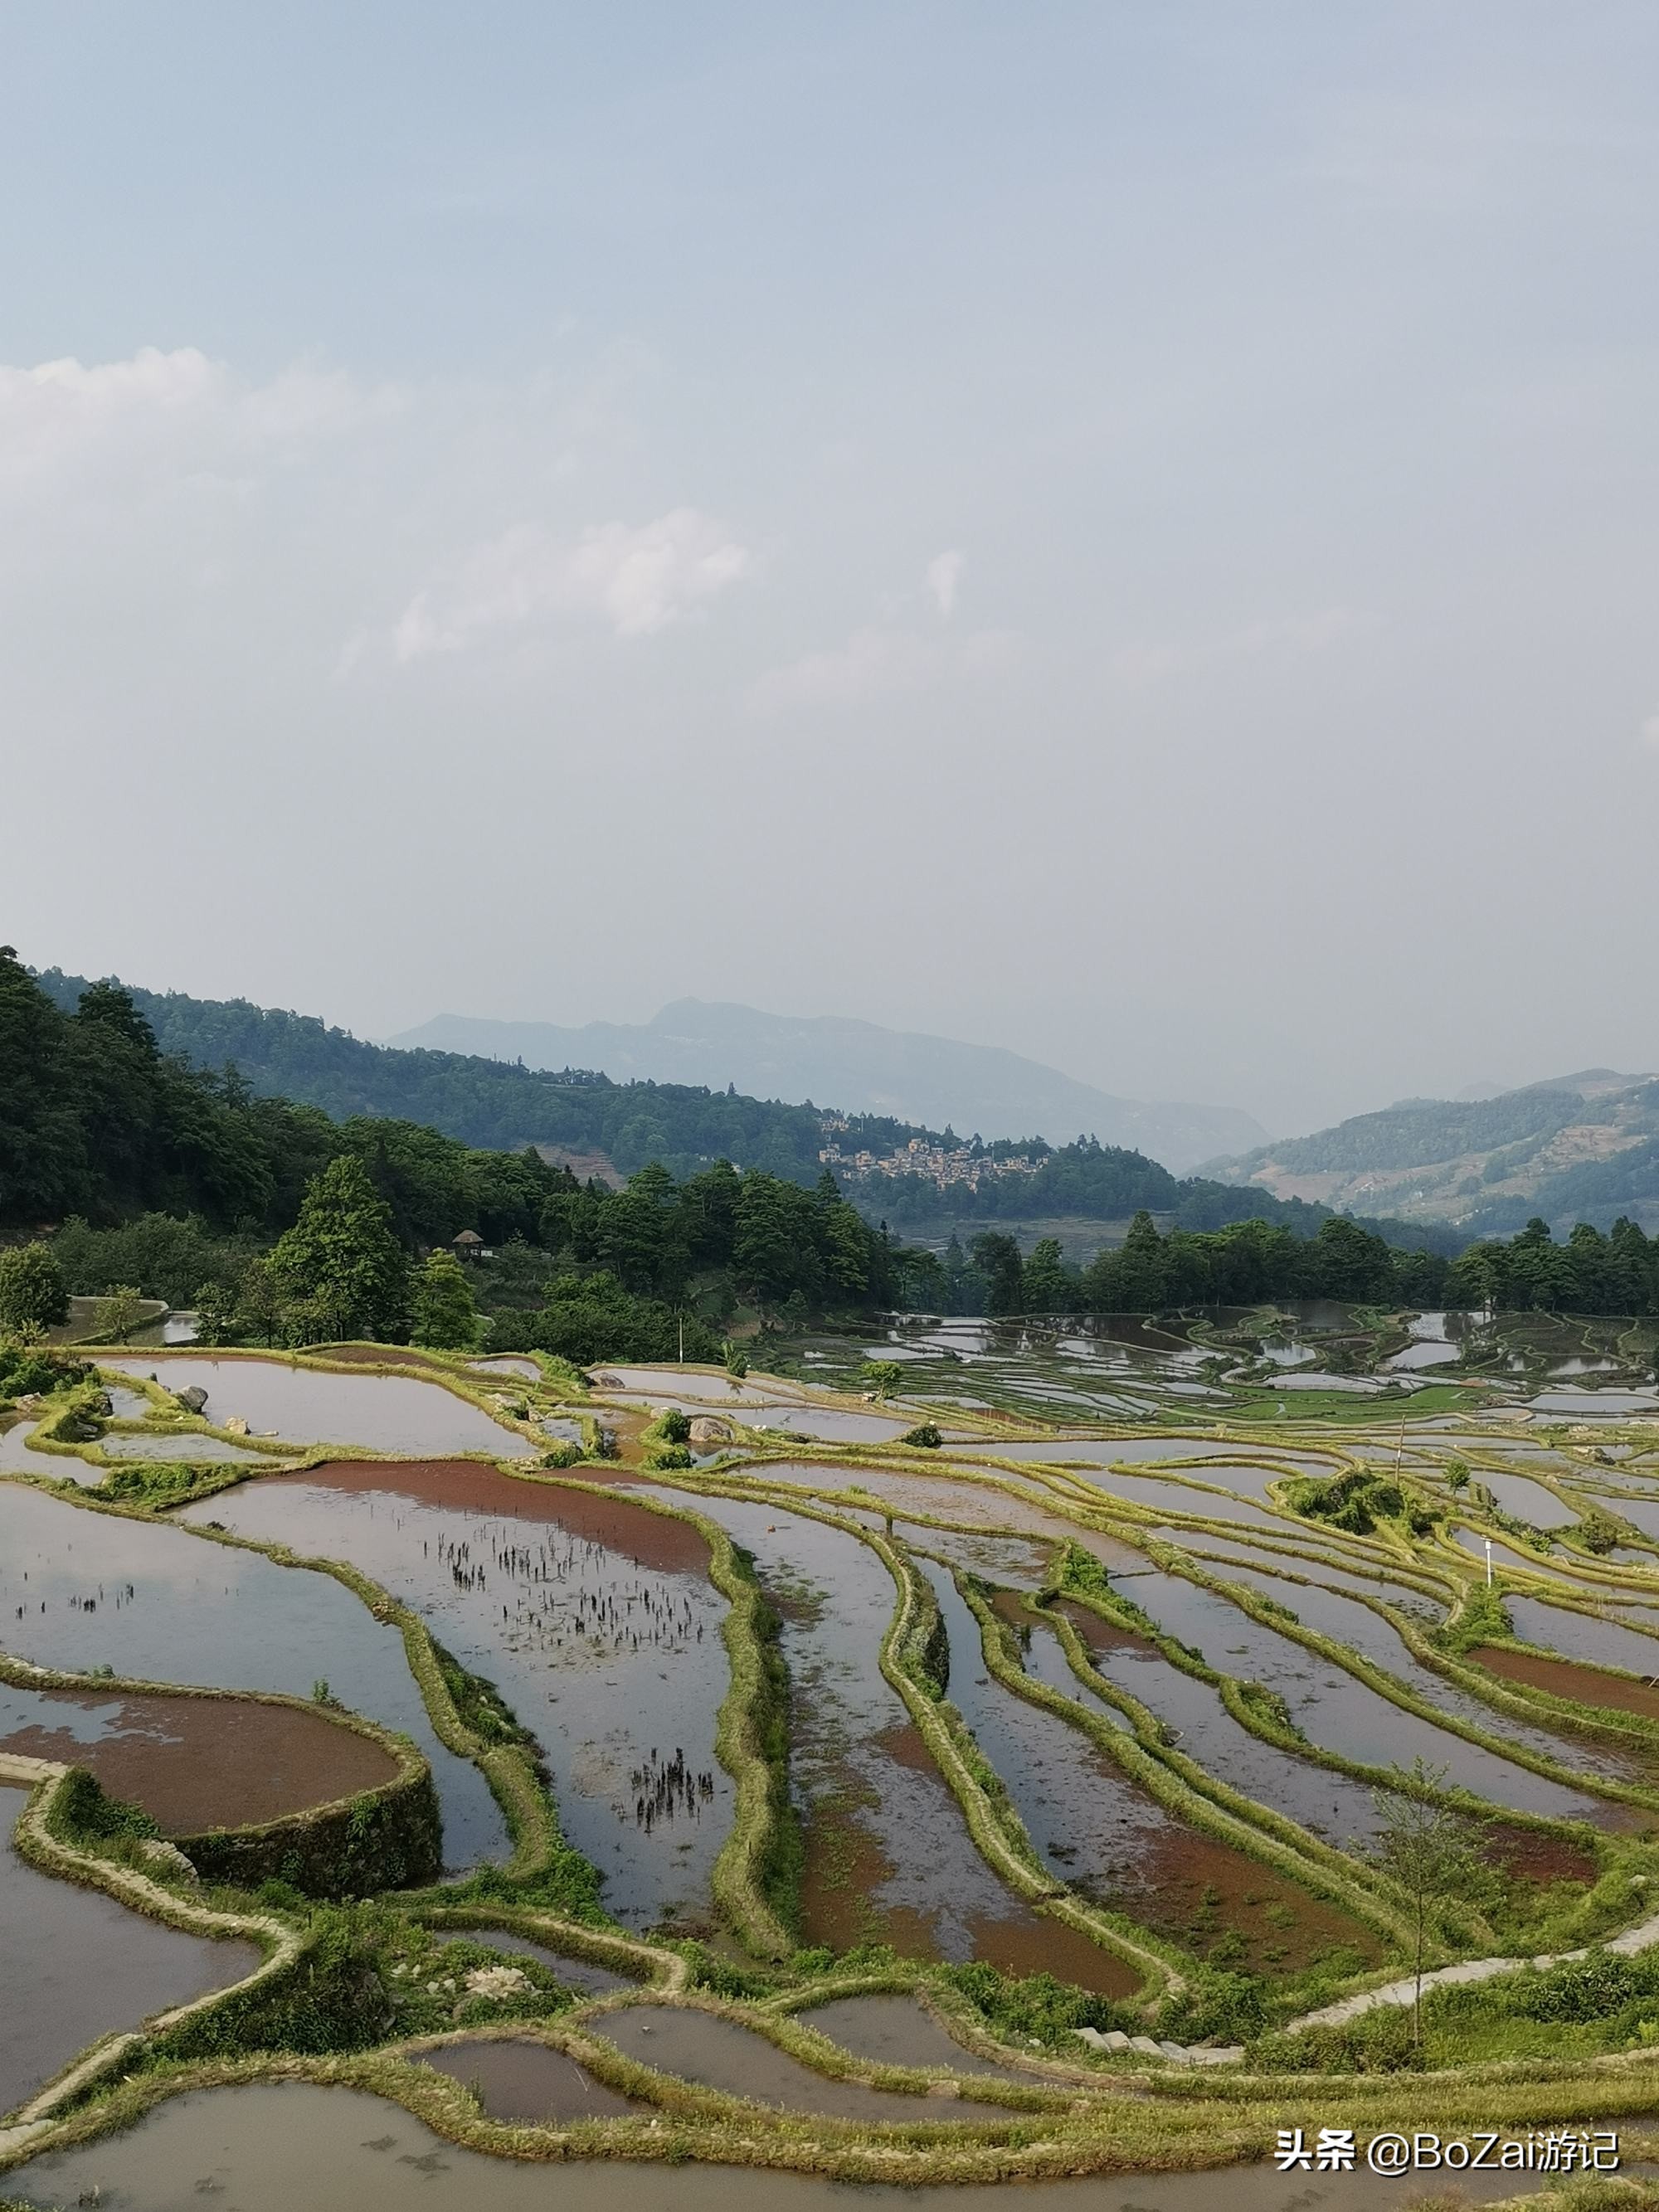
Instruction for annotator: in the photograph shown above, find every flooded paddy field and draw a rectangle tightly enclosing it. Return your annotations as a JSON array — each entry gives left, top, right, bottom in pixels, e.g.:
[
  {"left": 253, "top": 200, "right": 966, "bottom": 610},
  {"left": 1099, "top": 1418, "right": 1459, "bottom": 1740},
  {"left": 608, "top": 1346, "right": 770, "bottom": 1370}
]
[
  {"left": 0, "top": 1482, "right": 505, "bottom": 1869},
  {"left": 1509, "top": 1593, "right": 1659, "bottom": 1677},
  {"left": 421, "top": 2036, "right": 645, "bottom": 2121},
  {"left": 100, "top": 1354, "right": 535, "bottom": 1457},
  {"left": 182, "top": 1462, "right": 734, "bottom": 1932},
  {"left": 0, "top": 1785, "right": 260, "bottom": 2118},
  {"left": 1190, "top": 1558, "right": 1643, "bottom": 1788},
  {"left": 7, "top": 2080, "right": 1590, "bottom": 2212},
  {"left": 0, "top": 1681, "right": 398, "bottom": 1833},
  {"left": 1047, "top": 1596, "right": 1387, "bottom": 1845},
  {"left": 592, "top": 2004, "right": 1027, "bottom": 2121},
  {"left": 747, "top": 1458, "right": 1145, "bottom": 1572},
  {"left": 920, "top": 1565, "right": 1377, "bottom": 1972},
  {"left": 800, "top": 1991, "right": 1028, "bottom": 2077},
  {"left": 17, "top": 1336, "right": 1659, "bottom": 2199},
  {"left": 1114, "top": 1559, "right": 1608, "bottom": 1826},
  {"left": 647, "top": 1484, "right": 1116, "bottom": 1976}
]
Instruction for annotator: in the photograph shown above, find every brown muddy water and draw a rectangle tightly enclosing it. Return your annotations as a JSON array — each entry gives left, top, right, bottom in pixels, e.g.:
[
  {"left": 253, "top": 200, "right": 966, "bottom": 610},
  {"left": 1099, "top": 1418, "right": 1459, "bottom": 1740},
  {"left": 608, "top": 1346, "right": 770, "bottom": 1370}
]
[
  {"left": 182, "top": 1463, "right": 733, "bottom": 1931},
  {"left": 644, "top": 1484, "right": 1129, "bottom": 1984},
  {"left": 420, "top": 2036, "right": 645, "bottom": 2120},
  {"left": 0, "top": 1682, "right": 397, "bottom": 1833},
  {"left": 1473, "top": 1645, "right": 1659, "bottom": 1725},
  {"left": 591, "top": 2005, "right": 1027, "bottom": 2121},
  {"left": 5, "top": 2079, "right": 1598, "bottom": 2210},
  {"left": 0, "top": 1784, "right": 260, "bottom": 2117},
  {"left": 798, "top": 1992, "right": 1031, "bottom": 2078},
  {"left": 0, "top": 1482, "right": 505, "bottom": 1869},
  {"left": 1119, "top": 1560, "right": 1608, "bottom": 1827},
  {"left": 921, "top": 1565, "right": 1374, "bottom": 1973},
  {"left": 100, "top": 1354, "right": 535, "bottom": 1457}
]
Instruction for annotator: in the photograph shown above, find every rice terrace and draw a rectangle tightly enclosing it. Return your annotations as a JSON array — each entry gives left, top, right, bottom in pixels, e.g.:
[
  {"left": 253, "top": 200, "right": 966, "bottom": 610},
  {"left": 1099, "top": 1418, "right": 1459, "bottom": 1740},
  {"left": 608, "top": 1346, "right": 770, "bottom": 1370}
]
[{"left": 11, "top": 1298, "right": 1659, "bottom": 2206}]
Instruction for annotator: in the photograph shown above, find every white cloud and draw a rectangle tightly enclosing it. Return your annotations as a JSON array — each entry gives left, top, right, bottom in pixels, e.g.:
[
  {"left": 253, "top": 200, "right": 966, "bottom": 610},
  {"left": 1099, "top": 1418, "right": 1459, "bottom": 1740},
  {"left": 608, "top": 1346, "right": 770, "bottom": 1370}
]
[
  {"left": 1642, "top": 711, "right": 1659, "bottom": 750},
  {"left": 926, "top": 548, "right": 965, "bottom": 620},
  {"left": 393, "top": 507, "right": 751, "bottom": 658},
  {"left": 0, "top": 346, "right": 389, "bottom": 488},
  {"left": 749, "top": 621, "right": 1018, "bottom": 712}
]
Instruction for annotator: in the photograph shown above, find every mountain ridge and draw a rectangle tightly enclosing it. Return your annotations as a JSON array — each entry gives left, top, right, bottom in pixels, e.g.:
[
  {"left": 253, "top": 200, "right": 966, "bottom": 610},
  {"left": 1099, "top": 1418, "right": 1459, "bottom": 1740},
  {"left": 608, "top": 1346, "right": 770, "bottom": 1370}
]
[
  {"left": 1205, "top": 1069, "right": 1659, "bottom": 1236},
  {"left": 386, "top": 999, "right": 1266, "bottom": 1173}
]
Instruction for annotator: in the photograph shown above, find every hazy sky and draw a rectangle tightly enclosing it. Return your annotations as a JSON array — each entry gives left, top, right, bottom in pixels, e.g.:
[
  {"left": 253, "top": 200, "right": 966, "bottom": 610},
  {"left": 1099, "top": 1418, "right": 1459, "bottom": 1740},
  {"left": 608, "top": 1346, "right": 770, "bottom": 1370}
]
[{"left": 6, "top": 3, "right": 1659, "bottom": 1136}]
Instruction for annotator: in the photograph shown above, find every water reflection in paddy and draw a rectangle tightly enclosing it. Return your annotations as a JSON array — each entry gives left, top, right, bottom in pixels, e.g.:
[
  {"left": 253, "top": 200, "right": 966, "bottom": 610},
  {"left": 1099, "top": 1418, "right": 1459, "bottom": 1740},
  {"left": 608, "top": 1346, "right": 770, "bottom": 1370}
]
[
  {"left": 919, "top": 1565, "right": 1374, "bottom": 1970},
  {"left": 1122, "top": 1561, "right": 1605, "bottom": 1825},
  {"left": 801, "top": 1992, "right": 1027, "bottom": 2078},
  {"left": 595, "top": 2005, "right": 1026, "bottom": 2121},
  {"left": 0, "top": 1784, "right": 260, "bottom": 2118},
  {"left": 1475, "top": 1470, "right": 1580, "bottom": 1529},
  {"left": 1509, "top": 1595, "right": 1659, "bottom": 1680},
  {"left": 12, "top": 2079, "right": 1562, "bottom": 2212},
  {"left": 100, "top": 1354, "right": 534, "bottom": 1457},
  {"left": 183, "top": 1465, "right": 732, "bottom": 1931},
  {"left": 421, "top": 2037, "right": 644, "bottom": 2121},
  {"left": 0, "top": 1483, "right": 504, "bottom": 1870},
  {"left": 1202, "top": 1560, "right": 1640, "bottom": 1788},
  {"left": 645, "top": 1485, "right": 1126, "bottom": 1983},
  {"left": 1047, "top": 1595, "right": 1385, "bottom": 1845}
]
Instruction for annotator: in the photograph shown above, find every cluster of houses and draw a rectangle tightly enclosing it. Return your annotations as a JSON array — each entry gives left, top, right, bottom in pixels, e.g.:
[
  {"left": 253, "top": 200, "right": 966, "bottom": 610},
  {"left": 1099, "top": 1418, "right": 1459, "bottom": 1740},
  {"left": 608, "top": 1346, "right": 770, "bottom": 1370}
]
[{"left": 818, "top": 1135, "right": 1044, "bottom": 1193}]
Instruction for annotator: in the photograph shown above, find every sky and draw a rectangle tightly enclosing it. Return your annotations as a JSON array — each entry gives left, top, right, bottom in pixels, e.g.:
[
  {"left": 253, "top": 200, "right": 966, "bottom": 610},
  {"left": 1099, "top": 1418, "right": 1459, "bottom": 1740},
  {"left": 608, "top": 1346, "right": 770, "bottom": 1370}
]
[{"left": 5, "top": 2, "right": 1659, "bottom": 1138}]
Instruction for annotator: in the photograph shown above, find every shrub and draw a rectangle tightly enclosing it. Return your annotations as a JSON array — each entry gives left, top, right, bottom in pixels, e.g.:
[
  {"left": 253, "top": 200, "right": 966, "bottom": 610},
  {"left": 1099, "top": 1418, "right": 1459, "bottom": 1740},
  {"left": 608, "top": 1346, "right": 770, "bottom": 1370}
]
[{"left": 901, "top": 1422, "right": 942, "bottom": 1448}]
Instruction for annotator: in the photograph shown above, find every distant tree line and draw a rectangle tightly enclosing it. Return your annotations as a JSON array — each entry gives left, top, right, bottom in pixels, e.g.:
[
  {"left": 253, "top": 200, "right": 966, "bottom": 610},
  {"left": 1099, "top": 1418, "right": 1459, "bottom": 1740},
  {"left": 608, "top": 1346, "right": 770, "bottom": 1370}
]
[
  {"left": 1444, "top": 1216, "right": 1659, "bottom": 1316},
  {"left": 905, "top": 1212, "right": 1452, "bottom": 1318}
]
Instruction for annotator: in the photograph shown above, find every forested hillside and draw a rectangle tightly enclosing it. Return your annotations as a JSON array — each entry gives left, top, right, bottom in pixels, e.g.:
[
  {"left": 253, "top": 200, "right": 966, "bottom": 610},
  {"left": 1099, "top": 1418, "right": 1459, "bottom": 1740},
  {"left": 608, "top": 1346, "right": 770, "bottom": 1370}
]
[
  {"left": 32, "top": 966, "right": 906, "bottom": 1183},
  {"left": 29, "top": 964, "right": 1441, "bottom": 1253}
]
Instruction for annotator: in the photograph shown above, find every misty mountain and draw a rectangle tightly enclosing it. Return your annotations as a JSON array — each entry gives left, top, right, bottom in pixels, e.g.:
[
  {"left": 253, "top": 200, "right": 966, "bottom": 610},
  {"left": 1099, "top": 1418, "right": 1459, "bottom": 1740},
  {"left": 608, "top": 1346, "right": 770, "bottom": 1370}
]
[
  {"left": 1205, "top": 1069, "right": 1659, "bottom": 1235},
  {"left": 386, "top": 1000, "right": 1266, "bottom": 1174}
]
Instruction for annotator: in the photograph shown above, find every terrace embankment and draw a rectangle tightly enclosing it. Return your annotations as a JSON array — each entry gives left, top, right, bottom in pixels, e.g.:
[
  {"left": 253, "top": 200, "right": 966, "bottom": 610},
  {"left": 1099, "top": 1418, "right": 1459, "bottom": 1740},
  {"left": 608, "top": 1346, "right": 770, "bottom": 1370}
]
[
  {"left": 0, "top": 1785, "right": 260, "bottom": 2119},
  {"left": 0, "top": 1684, "right": 399, "bottom": 1834},
  {"left": 184, "top": 1463, "right": 733, "bottom": 1930},
  {"left": 2, "top": 1480, "right": 505, "bottom": 1870}
]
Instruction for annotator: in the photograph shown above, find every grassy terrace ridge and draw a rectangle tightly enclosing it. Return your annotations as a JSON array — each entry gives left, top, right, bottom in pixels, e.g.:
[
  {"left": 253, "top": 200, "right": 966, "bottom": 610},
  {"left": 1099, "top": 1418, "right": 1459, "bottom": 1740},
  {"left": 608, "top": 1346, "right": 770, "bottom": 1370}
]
[{"left": 17, "top": 1337, "right": 1659, "bottom": 2183}]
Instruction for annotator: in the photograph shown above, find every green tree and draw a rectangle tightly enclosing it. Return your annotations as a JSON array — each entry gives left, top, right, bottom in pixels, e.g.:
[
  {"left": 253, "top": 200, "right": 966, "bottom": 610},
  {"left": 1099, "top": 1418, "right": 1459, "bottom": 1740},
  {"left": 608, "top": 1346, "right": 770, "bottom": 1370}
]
[
  {"left": 192, "top": 1280, "right": 238, "bottom": 1346},
  {"left": 95, "top": 1283, "right": 148, "bottom": 1344},
  {"left": 860, "top": 1359, "right": 904, "bottom": 1399},
  {"left": 0, "top": 1242, "right": 69, "bottom": 1334},
  {"left": 410, "top": 1249, "right": 480, "bottom": 1349},
  {"left": 235, "top": 1254, "right": 288, "bottom": 1347},
  {"left": 971, "top": 1232, "right": 1024, "bottom": 1316},
  {"left": 271, "top": 1155, "right": 410, "bottom": 1344},
  {"left": 1368, "top": 1760, "right": 1486, "bottom": 2051},
  {"left": 1020, "top": 1237, "right": 1073, "bottom": 1312}
]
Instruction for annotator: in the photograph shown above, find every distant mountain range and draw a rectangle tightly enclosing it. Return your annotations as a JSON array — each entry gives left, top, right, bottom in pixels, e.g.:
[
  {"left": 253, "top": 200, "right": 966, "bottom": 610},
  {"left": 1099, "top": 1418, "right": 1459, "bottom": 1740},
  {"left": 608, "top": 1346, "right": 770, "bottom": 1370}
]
[
  {"left": 386, "top": 1000, "right": 1267, "bottom": 1174},
  {"left": 1204, "top": 1070, "right": 1659, "bottom": 1235}
]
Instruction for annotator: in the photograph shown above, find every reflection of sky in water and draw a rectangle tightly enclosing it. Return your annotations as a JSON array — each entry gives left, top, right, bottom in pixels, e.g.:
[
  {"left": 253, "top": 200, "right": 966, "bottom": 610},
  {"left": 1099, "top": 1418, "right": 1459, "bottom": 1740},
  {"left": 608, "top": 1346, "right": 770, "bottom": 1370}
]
[
  {"left": 100, "top": 1355, "right": 533, "bottom": 1456},
  {"left": 0, "top": 1484, "right": 506, "bottom": 1871}
]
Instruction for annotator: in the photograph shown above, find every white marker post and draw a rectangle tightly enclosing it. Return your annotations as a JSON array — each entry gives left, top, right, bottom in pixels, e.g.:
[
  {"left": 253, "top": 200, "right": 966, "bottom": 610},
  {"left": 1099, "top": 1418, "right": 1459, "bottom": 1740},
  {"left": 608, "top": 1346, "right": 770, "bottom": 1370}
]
[{"left": 1484, "top": 1536, "right": 1493, "bottom": 1588}]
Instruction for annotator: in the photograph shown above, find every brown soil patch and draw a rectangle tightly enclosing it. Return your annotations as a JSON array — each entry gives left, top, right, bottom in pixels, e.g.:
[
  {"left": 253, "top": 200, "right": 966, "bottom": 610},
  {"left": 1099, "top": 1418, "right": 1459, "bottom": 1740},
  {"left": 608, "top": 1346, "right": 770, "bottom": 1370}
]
[
  {"left": 296, "top": 1460, "right": 713, "bottom": 1578},
  {"left": 304, "top": 1344, "right": 455, "bottom": 1372},
  {"left": 1053, "top": 1595, "right": 1159, "bottom": 1655},
  {"left": 797, "top": 1785, "right": 1141, "bottom": 1998},
  {"left": 0, "top": 1689, "right": 397, "bottom": 1835},
  {"left": 1481, "top": 1819, "right": 1598, "bottom": 1887},
  {"left": 1475, "top": 1644, "right": 1659, "bottom": 1723}
]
